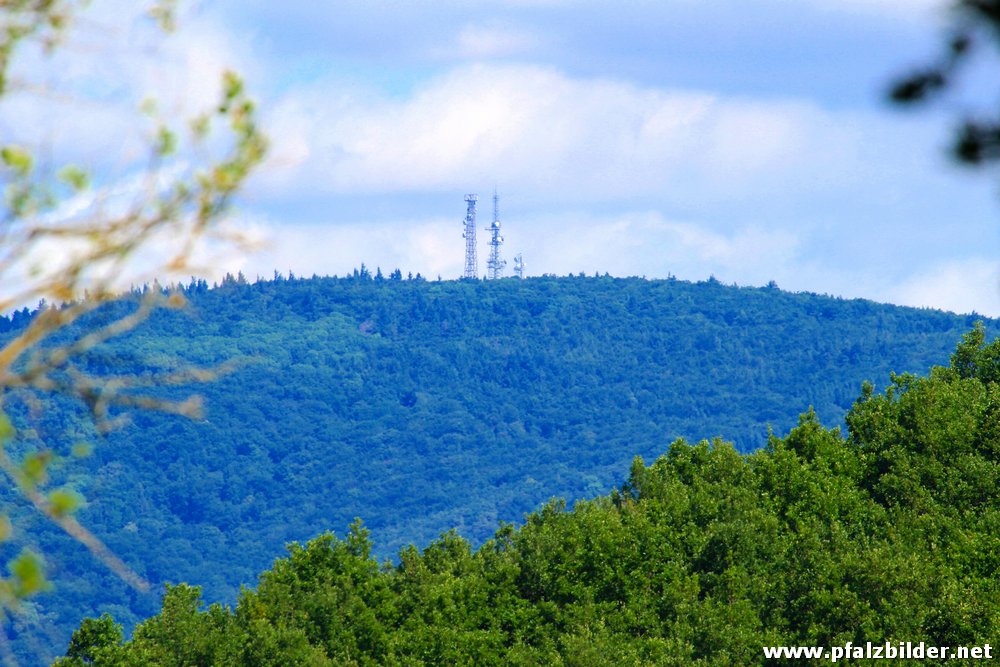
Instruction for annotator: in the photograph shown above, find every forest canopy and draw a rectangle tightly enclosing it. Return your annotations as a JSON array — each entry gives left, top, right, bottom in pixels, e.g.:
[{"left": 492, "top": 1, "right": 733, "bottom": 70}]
[
  {"left": 0, "top": 273, "right": 991, "bottom": 663},
  {"left": 52, "top": 323, "right": 1000, "bottom": 665}
]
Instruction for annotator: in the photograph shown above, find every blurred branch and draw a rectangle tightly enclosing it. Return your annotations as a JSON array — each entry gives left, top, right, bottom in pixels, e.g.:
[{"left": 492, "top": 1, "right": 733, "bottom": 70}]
[
  {"left": 890, "top": 1, "right": 1000, "bottom": 166},
  {"left": 0, "top": 0, "right": 267, "bottom": 635}
]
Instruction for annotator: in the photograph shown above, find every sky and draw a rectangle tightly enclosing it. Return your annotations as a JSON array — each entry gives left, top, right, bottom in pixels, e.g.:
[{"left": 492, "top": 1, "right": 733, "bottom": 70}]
[{"left": 5, "top": 0, "right": 1000, "bottom": 316}]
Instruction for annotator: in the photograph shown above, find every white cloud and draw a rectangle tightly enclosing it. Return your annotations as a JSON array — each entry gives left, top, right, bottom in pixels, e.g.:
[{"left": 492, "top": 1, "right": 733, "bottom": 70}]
[
  {"left": 888, "top": 258, "right": 1000, "bottom": 317},
  {"left": 245, "top": 59, "right": 1000, "bottom": 315},
  {"left": 0, "top": 0, "right": 260, "bottom": 173},
  {"left": 231, "top": 216, "right": 463, "bottom": 282},
  {"left": 0, "top": 162, "right": 265, "bottom": 309},
  {"left": 223, "top": 204, "right": 1000, "bottom": 324},
  {"left": 440, "top": 23, "right": 543, "bottom": 59},
  {"left": 3, "top": 0, "right": 993, "bottom": 320},
  {"left": 0, "top": 0, "right": 271, "bottom": 307},
  {"left": 257, "top": 63, "right": 867, "bottom": 208},
  {"left": 222, "top": 209, "right": 800, "bottom": 288},
  {"left": 523, "top": 211, "right": 801, "bottom": 282}
]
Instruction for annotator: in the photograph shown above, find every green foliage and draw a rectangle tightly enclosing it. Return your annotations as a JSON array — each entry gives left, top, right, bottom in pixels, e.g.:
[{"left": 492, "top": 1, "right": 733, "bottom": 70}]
[
  {"left": 2, "top": 274, "right": 992, "bottom": 662},
  {"left": 949, "top": 321, "right": 1000, "bottom": 384},
  {"left": 54, "top": 613, "right": 123, "bottom": 667},
  {"left": 54, "top": 321, "right": 1000, "bottom": 665},
  {"left": 0, "top": 548, "right": 51, "bottom": 613}
]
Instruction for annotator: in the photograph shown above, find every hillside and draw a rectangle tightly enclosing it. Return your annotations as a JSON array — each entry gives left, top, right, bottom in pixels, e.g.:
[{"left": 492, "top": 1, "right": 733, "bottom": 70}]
[
  {"left": 56, "top": 323, "right": 1000, "bottom": 665},
  {"left": 0, "top": 273, "right": 993, "bottom": 662}
]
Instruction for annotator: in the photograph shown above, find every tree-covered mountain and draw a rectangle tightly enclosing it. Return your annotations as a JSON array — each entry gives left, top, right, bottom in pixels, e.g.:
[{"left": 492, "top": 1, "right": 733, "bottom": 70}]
[
  {"left": 56, "top": 323, "right": 1000, "bottom": 666},
  {"left": 0, "top": 273, "right": 994, "bottom": 662}
]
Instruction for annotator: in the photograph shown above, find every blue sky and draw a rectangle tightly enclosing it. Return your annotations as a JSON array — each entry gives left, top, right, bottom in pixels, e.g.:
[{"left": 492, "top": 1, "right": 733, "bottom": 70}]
[{"left": 8, "top": 0, "right": 1000, "bottom": 315}]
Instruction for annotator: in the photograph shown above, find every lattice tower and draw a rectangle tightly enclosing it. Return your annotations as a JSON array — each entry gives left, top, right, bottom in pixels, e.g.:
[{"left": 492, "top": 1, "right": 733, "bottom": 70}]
[
  {"left": 462, "top": 194, "right": 478, "bottom": 279},
  {"left": 486, "top": 190, "right": 506, "bottom": 279}
]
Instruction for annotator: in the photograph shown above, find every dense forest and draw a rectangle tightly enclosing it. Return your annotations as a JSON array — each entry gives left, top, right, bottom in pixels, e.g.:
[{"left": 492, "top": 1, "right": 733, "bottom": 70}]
[
  {"left": 55, "top": 323, "right": 1000, "bottom": 665},
  {"left": 0, "top": 273, "right": 993, "bottom": 662}
]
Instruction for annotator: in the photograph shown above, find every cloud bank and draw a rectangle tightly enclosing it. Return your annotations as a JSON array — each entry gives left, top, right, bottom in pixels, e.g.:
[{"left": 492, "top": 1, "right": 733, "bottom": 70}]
[{"left": 4, "top": 0, "right": 998, "bottom": 319}]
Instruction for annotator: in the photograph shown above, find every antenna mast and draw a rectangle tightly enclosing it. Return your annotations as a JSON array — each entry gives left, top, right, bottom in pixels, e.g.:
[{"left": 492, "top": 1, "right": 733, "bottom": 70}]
[
  {"left": 514, "top": 253, "right": 524, "bottom": 279},
  {"left": 462, "top": 194, "right": 478, "bottom": 279},
  {"left": 486, "top": 189, "right": 506, "bottom": 279}
]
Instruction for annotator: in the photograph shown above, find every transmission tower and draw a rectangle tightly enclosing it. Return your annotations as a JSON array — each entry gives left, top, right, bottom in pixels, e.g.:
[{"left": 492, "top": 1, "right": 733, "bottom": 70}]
[
  {"left": 486, "top": 189, "right": 506, "bottom": 279},
  {"left": 514, "top": 253, "right": 524, "bottom": 279},
  {"left": 462, "top": 194, "right": 478, "bottom": 279}
]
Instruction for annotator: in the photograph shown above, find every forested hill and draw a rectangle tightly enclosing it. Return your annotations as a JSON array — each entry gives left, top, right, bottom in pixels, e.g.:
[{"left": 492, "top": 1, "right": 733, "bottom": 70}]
[
  {"left": 3, "top": 273, "right": 994, "bottom": 661},
  {"left": 58, "top": 325, "right": 1000, "bottom": 665}
]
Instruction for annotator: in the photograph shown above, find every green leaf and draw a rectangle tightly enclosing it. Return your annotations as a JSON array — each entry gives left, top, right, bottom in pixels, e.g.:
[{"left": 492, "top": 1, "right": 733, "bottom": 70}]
[
  {"left": 149, "top": 0, "right": 178, "bottom": 32},
  {"left": 218, "top": 70, "right": 244, "bottom": 113},
  {"left": 58, "top": 165, "right": 90, "bottom": 191},
  {"left": 190, "top": 113, "right": 210, "bottom": 140},
  {"left": 0, "top": 412, "right": 14, "bottom": 444},
  {"left": 71, "top": 441, "right": 93, "bottom": 458},
  {"left": 20, "top": 450, "right": 53, "bottom": 489},
  {"left": 49, "top": 488, "right": 84, "bottom": 518},
  {"left": 0, "top": 516, "right": 12, "bottom": 543},
  {"left": 156, "top": 126, "right": 177, "bottom": 157},
  {"left": 9, "top": 550, "right": 47, "bottom": 597},
  {"left": 223, "top": 71, "right": 244, "bottom": 101},
  {"left": 1, "top": 145, "right": 32, "bottom": 176}
]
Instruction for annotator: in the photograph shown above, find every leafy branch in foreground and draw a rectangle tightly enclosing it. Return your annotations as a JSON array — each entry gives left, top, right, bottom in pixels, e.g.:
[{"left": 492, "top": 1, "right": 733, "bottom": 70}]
[
  {"left": 890, "top": 1, "right": 1000, "bottom": 166},
  {"left": 0, "top": 0, "right": 266, "bottom": 634}
]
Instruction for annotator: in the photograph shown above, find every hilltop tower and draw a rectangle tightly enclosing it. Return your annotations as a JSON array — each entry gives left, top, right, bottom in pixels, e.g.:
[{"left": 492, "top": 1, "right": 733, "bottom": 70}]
[
  {"left": 514, "top": 253, "right": 524, "bottom": 279},
  {"left": 486, "top": 189, "right": 506, "bottom": 279},
  {"left": 463, "top": 194, "right": 478, "bottom": 279}
]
